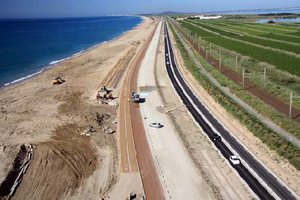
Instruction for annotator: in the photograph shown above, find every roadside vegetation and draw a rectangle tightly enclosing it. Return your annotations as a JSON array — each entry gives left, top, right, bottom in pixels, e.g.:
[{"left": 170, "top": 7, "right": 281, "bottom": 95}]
[{"left": 168, "top": 21, "right": 300, "bottom": 170}]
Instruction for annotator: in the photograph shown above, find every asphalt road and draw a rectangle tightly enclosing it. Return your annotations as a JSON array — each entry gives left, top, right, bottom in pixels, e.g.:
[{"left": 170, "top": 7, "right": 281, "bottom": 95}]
[{"left": 164, "top": 21, "right": 297, "bottom": 200}]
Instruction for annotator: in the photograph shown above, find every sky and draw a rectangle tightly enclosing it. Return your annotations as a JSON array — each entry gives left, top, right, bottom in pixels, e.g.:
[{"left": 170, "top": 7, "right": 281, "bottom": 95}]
[{"left": 0, "top": 0, "right": 299, "bottom": 18}]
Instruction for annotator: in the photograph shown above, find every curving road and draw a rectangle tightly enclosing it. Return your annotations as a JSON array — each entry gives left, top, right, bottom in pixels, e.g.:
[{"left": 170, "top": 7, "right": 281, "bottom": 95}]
[{"left": 164, "top": 20, "right": 297, "bottom": 200}]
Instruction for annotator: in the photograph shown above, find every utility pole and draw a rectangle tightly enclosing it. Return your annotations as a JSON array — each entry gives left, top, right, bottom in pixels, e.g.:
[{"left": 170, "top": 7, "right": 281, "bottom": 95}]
[
  {"left": 210, "top": 43, "right": 212, "bottom": 52},
  {"left": 219, "top": 48, "right": 222, "bottom": 71},
  {"left": 289, "top": 92, "right": 300, "bottom": 119},
  {"left": 236, "top": 56, "right": 238, "bottom": 72},
  {"left": 263, "top": 68, "right": 267, "bottom": 88},
  {"left": 243, "top": 69, "right": 245, "bottom": 89},
  {"left": 290, "top": 92, "right": 293, "bottom": 118}
]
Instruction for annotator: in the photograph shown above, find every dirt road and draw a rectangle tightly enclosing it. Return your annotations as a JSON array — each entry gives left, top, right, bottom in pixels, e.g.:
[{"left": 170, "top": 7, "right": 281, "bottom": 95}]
[{"left": 127, "top": 21, "right": 165, "bottom": 200}]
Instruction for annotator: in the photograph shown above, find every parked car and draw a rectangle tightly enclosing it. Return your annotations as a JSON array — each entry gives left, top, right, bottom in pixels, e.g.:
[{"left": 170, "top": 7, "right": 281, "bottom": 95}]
[
  {"left": 211, "top": 132, "right": 221, "bottom": 141},
  {"left": 229, "top": 155, "right": 241, "bottom": 165},
  {"left": 149, "top": 122, "right": 164, "bottom": 128}
]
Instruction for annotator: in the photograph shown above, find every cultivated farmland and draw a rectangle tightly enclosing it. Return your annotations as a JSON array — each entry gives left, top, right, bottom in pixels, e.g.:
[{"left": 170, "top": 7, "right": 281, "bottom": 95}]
[
  {"left": 177, "top": 18, "right": 300, "bottom": 118},
  {"left": 179, "top": 19, "right": 300, "bottom": 76},
  {"left": 187, "top": 20, "right": 300, "bottom": 55},
  {"left": 200, "top": 20, "right": 300, "bottom": 44}
]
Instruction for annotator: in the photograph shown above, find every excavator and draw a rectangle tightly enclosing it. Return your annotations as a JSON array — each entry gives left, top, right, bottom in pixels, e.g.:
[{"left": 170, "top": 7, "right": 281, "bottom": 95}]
[{"left": 96, "top": 85, "right": 113, "bottom": 99}]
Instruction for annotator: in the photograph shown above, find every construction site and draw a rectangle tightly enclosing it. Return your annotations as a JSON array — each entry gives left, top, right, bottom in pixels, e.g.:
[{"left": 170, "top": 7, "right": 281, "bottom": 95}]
[
  {"left": 0, "top": 14, "right": 300, "bottom": 200},
  {"left": 0, "top": 16, "right": 158, "bottom": 200}
]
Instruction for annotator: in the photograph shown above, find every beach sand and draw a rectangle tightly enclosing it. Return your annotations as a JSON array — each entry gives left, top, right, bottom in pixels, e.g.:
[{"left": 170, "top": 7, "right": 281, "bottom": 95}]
[{"left": 0, "top": 16, "right": 157, "bottom": 199}]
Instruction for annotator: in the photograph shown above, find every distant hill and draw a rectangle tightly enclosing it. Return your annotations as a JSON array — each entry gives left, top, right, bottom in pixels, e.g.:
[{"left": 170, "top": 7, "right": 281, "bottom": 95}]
[
  {"left": 159, "top": 11, "right": 182, "bottom": 15},
  {"left": 139, "top": 11, "right": 182, "bottom": 16}
]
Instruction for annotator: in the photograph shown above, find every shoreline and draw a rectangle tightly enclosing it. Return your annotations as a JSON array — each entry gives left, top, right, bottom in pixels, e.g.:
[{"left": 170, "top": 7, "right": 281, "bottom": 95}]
[
  {"left": 0, "top": 16, "right": 144, "bottom": 90},
  {"left": 0, "top": 16, "right": 156, "bottom": 199}
]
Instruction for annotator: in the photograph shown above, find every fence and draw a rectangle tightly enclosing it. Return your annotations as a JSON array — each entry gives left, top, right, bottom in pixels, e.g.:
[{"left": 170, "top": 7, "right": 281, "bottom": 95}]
[{"left": 168, "top": 18, "right": 300, "bottom": 123}]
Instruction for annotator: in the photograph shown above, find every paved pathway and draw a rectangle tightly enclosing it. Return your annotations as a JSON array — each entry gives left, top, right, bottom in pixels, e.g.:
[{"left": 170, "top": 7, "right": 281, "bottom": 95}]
[{"left": 138, "top": 21, "right": 213, "bottom": 200}]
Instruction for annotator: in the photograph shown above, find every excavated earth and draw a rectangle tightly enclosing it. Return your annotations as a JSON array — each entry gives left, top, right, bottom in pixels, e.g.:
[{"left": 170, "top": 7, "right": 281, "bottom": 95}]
[{"left": 0, "top": 16, "right": 154, "bottom": 200}]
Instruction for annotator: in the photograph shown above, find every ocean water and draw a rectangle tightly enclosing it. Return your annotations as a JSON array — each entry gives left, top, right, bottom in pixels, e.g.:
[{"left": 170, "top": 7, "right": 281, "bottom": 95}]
[{"left": 0, "top": 16, "right": 142, "bottom": 87}]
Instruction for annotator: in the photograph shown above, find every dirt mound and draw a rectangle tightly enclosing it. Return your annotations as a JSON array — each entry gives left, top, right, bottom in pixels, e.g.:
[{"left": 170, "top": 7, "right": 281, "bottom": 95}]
[
  {"left": 55, "top": 89, "right": 83, "bottom": 114},
  {"left": 0, "top": 145, "right": 27, "bottom": 197},
  {"left": 0, "top": 89, "right": 118, "bottom": 200},
  {"left": 9, "top": 125, "right": 95, "bottom": 199}
]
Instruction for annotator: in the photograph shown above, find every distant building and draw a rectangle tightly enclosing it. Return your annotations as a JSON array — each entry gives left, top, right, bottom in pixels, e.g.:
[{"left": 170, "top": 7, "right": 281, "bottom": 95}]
[
  {"left": 176, "top": 17, "right": 186, "bottom": 21},
  {"left": 186, "top": 15, "right": 222, "bottom": 20},
  {"left": 187, "top": 16, "right": 197, "bottom": 19},
  {"left": 176, "top": 15, "right": 222, "bottom": 21}
]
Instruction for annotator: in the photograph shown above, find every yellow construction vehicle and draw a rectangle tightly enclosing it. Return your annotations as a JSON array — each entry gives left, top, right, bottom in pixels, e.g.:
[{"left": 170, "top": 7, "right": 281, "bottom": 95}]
[
  {"left": 52, "top": 77, "right": 65, "bottom": 85},
  {"left": 96, "top": 85, "right": 112, "bottom": 99}
]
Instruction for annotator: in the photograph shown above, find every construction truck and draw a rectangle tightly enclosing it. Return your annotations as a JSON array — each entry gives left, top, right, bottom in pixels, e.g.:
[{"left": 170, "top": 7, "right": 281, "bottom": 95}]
[
  {"left": 96, "top": 85, "right": 112, "bottom": 99},
  {"left": 132, "top": 93, "right": 140, "bottom": 103},
  {"left": 52, "top": 77, "right": 65, "bottom": 85}
]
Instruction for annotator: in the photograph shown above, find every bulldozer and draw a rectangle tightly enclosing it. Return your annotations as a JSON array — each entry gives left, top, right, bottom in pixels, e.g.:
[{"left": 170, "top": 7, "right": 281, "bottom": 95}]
[
  {"left": 96, "top": 85, "right": 112, "bottom": 99},
  {"left": 52, "top": 77, "right": 65, "bottom": 85}
]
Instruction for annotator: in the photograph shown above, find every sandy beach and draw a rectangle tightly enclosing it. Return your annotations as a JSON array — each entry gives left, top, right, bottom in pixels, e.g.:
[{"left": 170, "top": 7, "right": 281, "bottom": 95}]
[{"left": 0, "top": 16, "right": 157, "bottom": 199}]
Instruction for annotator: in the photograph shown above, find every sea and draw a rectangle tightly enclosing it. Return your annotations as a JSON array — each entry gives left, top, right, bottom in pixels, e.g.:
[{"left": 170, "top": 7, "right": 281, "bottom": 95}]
[{"left": 0, "top": 16, "right": 142, "bottom": 87}]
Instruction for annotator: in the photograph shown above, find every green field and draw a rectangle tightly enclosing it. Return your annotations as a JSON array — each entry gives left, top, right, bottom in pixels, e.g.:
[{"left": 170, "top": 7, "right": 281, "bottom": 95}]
[
  {"left": 179, "top": 21, "right": 217, "bottom": 37},
  {"left": 176, "top": 17, "right": 300, "bottom": 116},
  {"left": 179, "top": 20, "right": 300, "bottom": 76},
  {"left": 228, "top": 19, "right": 300, "bottom": 31},
  {"left": 219, "top": 19, "right": 300, "bottom": 33},
  {"left": 187, "top": 20, "right": 300, "bottom": 54},
  {"left": 202, "top": 20, "right": 300, "bottom": 44}
]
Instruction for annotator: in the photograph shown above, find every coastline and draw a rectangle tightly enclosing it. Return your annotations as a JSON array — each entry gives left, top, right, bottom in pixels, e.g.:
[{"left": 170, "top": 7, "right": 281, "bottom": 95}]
[
  {"left": 0, "top": 16, "right": 156, "bottom": 199},
  {"left": 0, "top": 16, "right": 144, "bottom": 90}
]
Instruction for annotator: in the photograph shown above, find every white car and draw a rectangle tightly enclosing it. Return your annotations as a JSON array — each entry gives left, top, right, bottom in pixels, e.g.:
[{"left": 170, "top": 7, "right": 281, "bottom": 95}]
[
  {"left": 229, "top": 155, "right": 241, "bottom": 165},
  {"left": 149, "top": 122, "right": 163, "bottom": 128}
]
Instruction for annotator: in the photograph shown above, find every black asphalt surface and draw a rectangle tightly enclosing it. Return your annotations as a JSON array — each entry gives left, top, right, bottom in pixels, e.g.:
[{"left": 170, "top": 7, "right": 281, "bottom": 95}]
[{"left": 164, "top": 21, "right": 297, "bottom": 200}]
